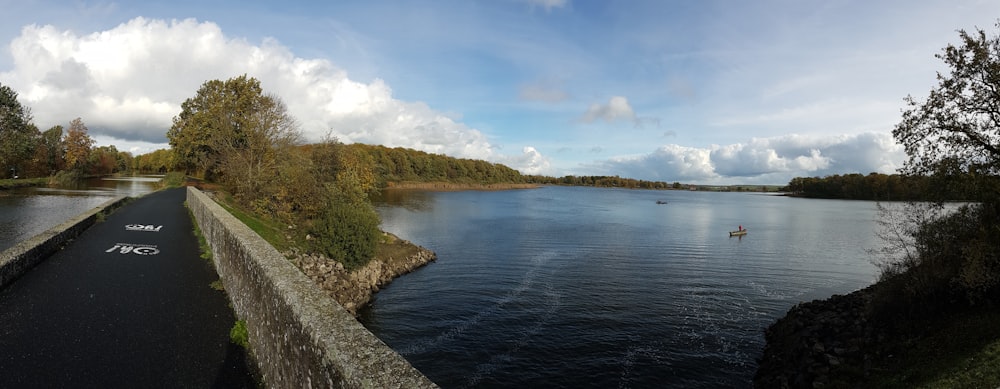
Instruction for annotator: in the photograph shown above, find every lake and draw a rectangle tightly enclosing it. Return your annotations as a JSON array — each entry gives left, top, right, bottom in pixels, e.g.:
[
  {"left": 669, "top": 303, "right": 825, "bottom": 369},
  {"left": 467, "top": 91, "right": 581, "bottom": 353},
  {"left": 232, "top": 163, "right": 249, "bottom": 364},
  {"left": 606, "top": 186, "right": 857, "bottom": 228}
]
[
  {"left": 0, "top": 176, "right": 161, "bottom": 252},
  {"left": 360, "top": 186, "right": 881, "bottom": 388}
]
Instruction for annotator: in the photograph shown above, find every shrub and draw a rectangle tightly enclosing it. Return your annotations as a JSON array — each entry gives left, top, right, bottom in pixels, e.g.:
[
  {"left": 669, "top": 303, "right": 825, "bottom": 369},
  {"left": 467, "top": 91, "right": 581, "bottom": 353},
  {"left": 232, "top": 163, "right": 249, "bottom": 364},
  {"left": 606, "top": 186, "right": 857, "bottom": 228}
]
[
  {"left": 872, "top": 203, "right": 1000, "bottom": 318},
  {"left": 309, "top": 183, "right": 381, "bottom": 271},
  {"left": 229, "top": 320, "right": 248, "bottom": 348}
]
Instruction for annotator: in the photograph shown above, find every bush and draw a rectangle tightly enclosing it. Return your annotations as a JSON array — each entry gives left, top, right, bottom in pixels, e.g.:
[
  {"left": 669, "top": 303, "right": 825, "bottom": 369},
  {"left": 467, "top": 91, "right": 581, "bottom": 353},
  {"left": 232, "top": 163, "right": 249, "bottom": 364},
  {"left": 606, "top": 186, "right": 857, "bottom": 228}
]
[
  {"left": 158, "top": 171, "right": 187, "bottom": 188},
  {"left": 309, "top": 184, "right": 381, "bottom": 271},
  {"left": 229, "top": 320, "right": 248, "bottom": 348},
  {"left": 872, "top": 203, "right": 1000, "bottom": 318}
]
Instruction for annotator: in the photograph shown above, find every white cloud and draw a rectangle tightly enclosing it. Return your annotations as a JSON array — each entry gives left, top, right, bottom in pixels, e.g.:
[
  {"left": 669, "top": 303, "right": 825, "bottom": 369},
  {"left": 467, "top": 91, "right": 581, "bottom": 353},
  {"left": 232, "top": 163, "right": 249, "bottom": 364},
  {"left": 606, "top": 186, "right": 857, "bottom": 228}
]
[
  {"left": 0, "top": 17, "right": 548, "bottom": 173},
  {"left": 585, "top": 132, "right": 904, "bottom": 184},
  {"left": 497, "top": 146, "right": 552, "bottom": 175},
  {"left": 580, "top": 96, "right": 636, "bottom": 124}
]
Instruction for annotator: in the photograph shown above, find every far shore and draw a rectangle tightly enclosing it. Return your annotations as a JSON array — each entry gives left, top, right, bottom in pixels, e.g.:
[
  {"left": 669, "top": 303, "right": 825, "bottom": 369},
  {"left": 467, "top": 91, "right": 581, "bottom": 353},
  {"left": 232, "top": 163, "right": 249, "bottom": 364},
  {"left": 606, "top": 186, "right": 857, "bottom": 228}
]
[{"left": 383, "top": 181, "right": 540, "bottom": 191}]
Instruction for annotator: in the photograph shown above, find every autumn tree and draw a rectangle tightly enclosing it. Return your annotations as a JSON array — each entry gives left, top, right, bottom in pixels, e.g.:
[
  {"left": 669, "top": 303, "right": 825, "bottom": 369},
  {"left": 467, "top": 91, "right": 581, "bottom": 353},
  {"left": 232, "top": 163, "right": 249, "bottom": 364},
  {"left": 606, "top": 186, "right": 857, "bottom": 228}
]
[
  {"left": 0, "top": 83, "right": 37, "bottom": 178},
  {"left": 875, "top": 21, "right": 1000, "bottom": 311},
  {"left": 64, "top": 118, "right": 94, "bottom": 172},
  {"left": 894, "top": 21, "right": 1000, "bottom": 203}
]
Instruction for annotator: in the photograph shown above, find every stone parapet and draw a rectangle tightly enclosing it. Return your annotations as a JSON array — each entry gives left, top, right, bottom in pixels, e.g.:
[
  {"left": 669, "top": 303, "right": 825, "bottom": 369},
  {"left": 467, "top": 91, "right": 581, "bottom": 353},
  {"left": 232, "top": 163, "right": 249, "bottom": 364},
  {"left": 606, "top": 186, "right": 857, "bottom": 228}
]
[{"left": 186, "top": 187, "right": 436, "bottom": 389}]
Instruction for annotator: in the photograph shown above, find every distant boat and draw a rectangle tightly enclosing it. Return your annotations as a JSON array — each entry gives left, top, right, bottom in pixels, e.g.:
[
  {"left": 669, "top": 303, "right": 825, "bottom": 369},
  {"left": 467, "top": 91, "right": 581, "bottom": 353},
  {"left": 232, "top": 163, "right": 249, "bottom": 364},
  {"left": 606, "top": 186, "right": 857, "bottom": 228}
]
[
  {"left": 656, "top": 200, "right": 668, "bottom": 205},
  {"left": 729, "top": 229, "right": 748, "bottom": 237}
]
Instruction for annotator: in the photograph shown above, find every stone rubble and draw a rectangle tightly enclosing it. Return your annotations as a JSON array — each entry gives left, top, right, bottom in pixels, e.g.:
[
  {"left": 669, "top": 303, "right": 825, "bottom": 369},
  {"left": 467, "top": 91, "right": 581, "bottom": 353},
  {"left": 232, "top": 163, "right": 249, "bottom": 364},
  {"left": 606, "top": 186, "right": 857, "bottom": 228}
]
[
  {"left": 286, "top": 234, "right": 437, "bottom": 316},
  {"left": 754, "top": 286, "right": 884, "bottom": 388}
]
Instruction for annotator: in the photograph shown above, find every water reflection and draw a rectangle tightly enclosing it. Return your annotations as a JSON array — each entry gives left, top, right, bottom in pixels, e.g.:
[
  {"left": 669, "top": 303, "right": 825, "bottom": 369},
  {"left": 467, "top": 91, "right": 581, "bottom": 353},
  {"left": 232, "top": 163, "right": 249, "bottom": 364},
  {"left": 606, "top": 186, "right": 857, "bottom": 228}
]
[{"left": 0, "top": 175, "right": 161, "bottom": 251}]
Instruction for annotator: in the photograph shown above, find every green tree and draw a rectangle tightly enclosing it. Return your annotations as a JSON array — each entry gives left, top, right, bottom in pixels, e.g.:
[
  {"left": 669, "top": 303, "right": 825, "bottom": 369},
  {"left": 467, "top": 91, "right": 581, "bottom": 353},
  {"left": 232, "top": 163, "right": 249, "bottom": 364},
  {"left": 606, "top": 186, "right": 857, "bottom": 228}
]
[
  {"left": 168, "top": 75, "right": 300, "bottom": 205},
  {"left": 38, "top": 125, "right": 65, "bottom": 174},
  {"left": 0, "top": 83, "right": 36, "bottom": 178}
]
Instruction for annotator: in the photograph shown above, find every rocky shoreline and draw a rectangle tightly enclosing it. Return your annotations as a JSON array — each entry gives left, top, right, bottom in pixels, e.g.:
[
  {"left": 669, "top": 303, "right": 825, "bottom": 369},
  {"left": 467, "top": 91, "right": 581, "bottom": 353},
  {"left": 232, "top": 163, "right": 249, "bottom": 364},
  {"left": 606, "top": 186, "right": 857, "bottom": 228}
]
[
  {"left": 287, "top": 232, "right": 437, "bottom": 316},
  {"left": 754, "top": 286, "right": 883, "bottom": 388}
]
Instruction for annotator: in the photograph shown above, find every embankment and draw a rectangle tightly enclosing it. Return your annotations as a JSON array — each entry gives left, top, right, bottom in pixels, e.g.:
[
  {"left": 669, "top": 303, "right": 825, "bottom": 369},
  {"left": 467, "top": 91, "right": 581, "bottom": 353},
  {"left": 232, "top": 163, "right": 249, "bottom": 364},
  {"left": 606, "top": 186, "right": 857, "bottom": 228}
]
[
  {"left": 754, "top": 287, "right": 880, "bottom": 387},
  {"left": 187, "top": 187, "right": 437, "bottom": 388},
  {"left": 384, "top": 181, "right": 539, "bottom": 191},
  {"left": 0, "top": 196, "right": 128, "bottom": 288},
  {"left": 288, "top": 233, "right": 436, "bottom": 315}
]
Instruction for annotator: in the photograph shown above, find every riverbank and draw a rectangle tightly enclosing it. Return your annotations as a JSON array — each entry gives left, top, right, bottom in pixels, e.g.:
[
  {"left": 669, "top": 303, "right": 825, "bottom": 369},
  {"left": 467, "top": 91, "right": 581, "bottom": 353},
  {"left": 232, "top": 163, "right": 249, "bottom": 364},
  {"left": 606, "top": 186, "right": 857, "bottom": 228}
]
[
  {"left": 287, "top": 233, "right": 436, "bottom": 315},
  {"left": 384, "top": 181, "right": 539, "bottom": 191},
  {"left": 755, "top": 285, "right": 1000, "bottom": 387},
  {"left": 0, "top": 177, "right": 48, "bottom": 191}
]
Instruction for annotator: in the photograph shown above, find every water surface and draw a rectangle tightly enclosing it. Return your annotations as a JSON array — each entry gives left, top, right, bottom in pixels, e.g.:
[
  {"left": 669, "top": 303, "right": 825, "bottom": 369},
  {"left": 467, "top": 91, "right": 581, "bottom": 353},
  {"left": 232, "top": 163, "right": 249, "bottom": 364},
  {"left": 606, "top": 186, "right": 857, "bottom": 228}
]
[
  {"left": 360, "top": 186, "right": 880, "bottom": 388},
  {"left": 0, "top": 176, "right": 160, "bottom": 251}
]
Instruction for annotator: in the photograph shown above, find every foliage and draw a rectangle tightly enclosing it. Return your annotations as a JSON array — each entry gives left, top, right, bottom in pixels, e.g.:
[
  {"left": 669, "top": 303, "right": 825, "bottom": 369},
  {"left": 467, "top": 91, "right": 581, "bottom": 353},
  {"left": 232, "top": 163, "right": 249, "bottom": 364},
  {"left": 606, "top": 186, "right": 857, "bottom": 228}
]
[
  {"left": 64, "top": 118, "right": 95, "bottom": 172},
  {"left": 870, "top": 22, "right": 1000, "bottom": 318},
  {"left": 50, "top": 169, "right": 84, "bottom": 187},
  {"left": 167, "top": 75, "right": 299, "bottom": 183},
  {"left": 134, "top": 149, "right": 176, "bottom": 173},
  {"left": 784, "top": 173, "right": 937, "bottom": 200},
  {"left": 309, "top": 180, "right": 381, "bottom": 271},
  {"left": 158, "top": 172, "right": 187, "bottom": 188},
  {"left": 526, "top": 174, "right": 678, "bottom": 189},
  {"left": 229, "top": 320, "right": 249, "bottom": 348},
  {"left": 168, "top": 75, "right": 302, "bottom": 218},
  {"left": 34, "top": 125, "right": 65, "bottom": 175},
  {"left": 894, "top": 21, "right": 1000, "bottom": 204},
  {"left": 347, "top": 143, "right": 524, "bottom": 186},
  {"left": 0, "top": 83, "right": 37, "bottom": 178}
]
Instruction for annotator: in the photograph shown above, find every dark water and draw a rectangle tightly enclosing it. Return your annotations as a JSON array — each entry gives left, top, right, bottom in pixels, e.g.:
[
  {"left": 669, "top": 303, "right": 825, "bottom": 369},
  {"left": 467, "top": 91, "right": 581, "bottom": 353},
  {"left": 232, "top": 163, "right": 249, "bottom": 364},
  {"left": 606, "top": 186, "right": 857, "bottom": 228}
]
[
  {"left": 359, "top": 186, "right": 880, "bottom": 388},
  {"left": 0, "top": 176, "right": 160, "bottom": 251}
]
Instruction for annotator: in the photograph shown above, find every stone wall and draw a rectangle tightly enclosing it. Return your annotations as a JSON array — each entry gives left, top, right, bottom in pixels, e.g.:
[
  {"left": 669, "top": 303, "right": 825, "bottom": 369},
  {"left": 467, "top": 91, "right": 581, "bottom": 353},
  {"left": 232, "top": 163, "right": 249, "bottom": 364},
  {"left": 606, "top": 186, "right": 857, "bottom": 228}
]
[
  {"left": 0, "top": 196, "right": 127, "bottom": 289},
  {"left": 186, "top": 187, "right": 437, "bottom": 389}
]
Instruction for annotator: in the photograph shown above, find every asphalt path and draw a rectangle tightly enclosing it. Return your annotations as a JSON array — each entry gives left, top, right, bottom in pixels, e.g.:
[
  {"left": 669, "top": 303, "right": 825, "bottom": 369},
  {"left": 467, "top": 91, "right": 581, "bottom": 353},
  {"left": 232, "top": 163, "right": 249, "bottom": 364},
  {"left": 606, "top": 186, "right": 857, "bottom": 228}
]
[{"left": 0, "top": 187, "right": 255, "bottom": 388}]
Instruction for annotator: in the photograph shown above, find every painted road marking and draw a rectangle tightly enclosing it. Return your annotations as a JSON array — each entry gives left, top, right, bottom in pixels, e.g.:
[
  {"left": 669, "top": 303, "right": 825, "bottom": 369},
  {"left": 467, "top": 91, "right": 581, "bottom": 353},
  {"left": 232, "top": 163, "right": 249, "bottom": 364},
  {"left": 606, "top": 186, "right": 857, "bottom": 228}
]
[
  {"left": 125, "top": 224, "right": 163, "bottom": 232},
  {"left": 105, "top": 243, "right": 160, "bottom": 255}
]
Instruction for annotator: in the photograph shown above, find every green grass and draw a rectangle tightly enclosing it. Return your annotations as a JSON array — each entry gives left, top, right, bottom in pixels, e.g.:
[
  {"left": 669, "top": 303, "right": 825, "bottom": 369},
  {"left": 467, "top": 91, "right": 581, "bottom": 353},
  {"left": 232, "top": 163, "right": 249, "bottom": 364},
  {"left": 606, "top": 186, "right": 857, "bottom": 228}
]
[
  {"left": 158, "top": 172, "right": 187, "bottom": 188},
  {"left": 214, "top": 194, "right": 294, "bottom": 253},
  {"left": 868, "top": 309, "right": 1000, "bottom": 388},
  {"left": 0, "top": 177, "right": 49, "bottom": 190}
]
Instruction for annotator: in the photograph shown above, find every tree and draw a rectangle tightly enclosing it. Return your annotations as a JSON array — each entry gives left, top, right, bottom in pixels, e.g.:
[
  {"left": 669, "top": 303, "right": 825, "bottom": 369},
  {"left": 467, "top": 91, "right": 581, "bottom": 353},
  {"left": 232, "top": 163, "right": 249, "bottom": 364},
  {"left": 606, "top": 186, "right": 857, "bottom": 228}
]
[
  {"left": 167, "top": 75, "right": 299, "bottom": 186},
  {"left": 38, "top": 125, "right": 65, "bottom": 174},
  {"left": 873, "top": 21, "right": 1000, "bottom": 311},
  {"left": 64, "top": 118, "right": 94, "bottom": 171},
  {"left": 0, "top": 83, "right": 36, "bottom": 178},
  {"left": 894, "top": 21, "right": 1000, "bottom": 203}
]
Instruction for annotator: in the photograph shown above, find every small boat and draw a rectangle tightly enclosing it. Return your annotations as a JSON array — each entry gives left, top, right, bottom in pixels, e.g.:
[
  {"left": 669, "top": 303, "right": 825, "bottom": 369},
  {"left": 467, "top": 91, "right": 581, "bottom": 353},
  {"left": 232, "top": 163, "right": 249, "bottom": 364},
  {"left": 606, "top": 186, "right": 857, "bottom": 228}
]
[
  {"left": 656, "top": 200, "right": 668, "bottom": 205},
  {"left": 729, "top": 229, "right": 748, "bottom": 237}
]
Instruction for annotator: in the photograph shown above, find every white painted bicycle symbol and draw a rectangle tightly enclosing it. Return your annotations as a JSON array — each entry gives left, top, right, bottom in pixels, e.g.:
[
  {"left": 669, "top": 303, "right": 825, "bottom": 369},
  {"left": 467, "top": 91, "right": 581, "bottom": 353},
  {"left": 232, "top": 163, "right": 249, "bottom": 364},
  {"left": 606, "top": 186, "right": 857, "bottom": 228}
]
[
  {"left": 106, "top": 243, "right": 160, "bottom": 256},
  {"left": 125, "top": 224, "right": 163, "bottom": 232}
]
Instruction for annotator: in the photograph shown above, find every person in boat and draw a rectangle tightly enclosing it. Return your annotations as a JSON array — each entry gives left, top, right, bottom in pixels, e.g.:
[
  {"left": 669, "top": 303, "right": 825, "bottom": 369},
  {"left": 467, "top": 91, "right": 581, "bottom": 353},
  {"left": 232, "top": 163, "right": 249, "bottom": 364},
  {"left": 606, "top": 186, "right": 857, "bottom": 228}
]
[{"left": 738, "top": 225, "right": 742, "bottom": 231}]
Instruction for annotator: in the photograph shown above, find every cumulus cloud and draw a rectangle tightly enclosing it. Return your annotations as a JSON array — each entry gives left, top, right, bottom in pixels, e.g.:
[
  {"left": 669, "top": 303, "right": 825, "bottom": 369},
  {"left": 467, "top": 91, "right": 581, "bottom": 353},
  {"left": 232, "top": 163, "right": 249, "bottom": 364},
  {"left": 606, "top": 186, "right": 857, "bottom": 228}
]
[
  {"left": 580, "top": 96, "right": 636, "bottom": 124},
  {"left": 0, "top": 17, "right": 549, "bottom": 173},
  {"left": 585, "top": 132, "right": 904, "bottom": 184},
  {"left": 497, "top": 146, "right": 552, "bottom": 175}
]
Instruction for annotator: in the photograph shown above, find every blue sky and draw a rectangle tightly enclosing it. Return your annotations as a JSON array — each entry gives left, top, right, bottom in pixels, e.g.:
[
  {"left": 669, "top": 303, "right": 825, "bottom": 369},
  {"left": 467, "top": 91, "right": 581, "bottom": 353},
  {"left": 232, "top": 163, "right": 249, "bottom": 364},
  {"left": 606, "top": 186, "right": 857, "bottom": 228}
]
[{"left": 2, "top": 0, "right": 999, "bottom": 184}]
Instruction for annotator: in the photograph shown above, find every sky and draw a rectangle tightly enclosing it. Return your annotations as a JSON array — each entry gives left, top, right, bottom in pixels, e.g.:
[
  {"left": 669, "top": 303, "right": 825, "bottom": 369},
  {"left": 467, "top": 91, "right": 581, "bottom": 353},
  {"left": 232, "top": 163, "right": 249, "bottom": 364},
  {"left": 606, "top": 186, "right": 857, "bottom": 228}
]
[{"left": 2, "top": 0, "right": 999, "bottom": 184}]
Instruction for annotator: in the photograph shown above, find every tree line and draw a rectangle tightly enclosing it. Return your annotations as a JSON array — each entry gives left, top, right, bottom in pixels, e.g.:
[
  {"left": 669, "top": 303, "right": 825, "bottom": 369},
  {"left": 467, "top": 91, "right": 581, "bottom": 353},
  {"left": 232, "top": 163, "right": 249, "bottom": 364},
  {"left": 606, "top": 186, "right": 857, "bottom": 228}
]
[
  {"left": 0, "top": 84, "right": 132, "bottom": 180},
  {"left": 525, "top": 174, "right": 690, "bottom": 189},
  {"left": 783, "top": 173, "right": 928, "bottom": 200}
]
